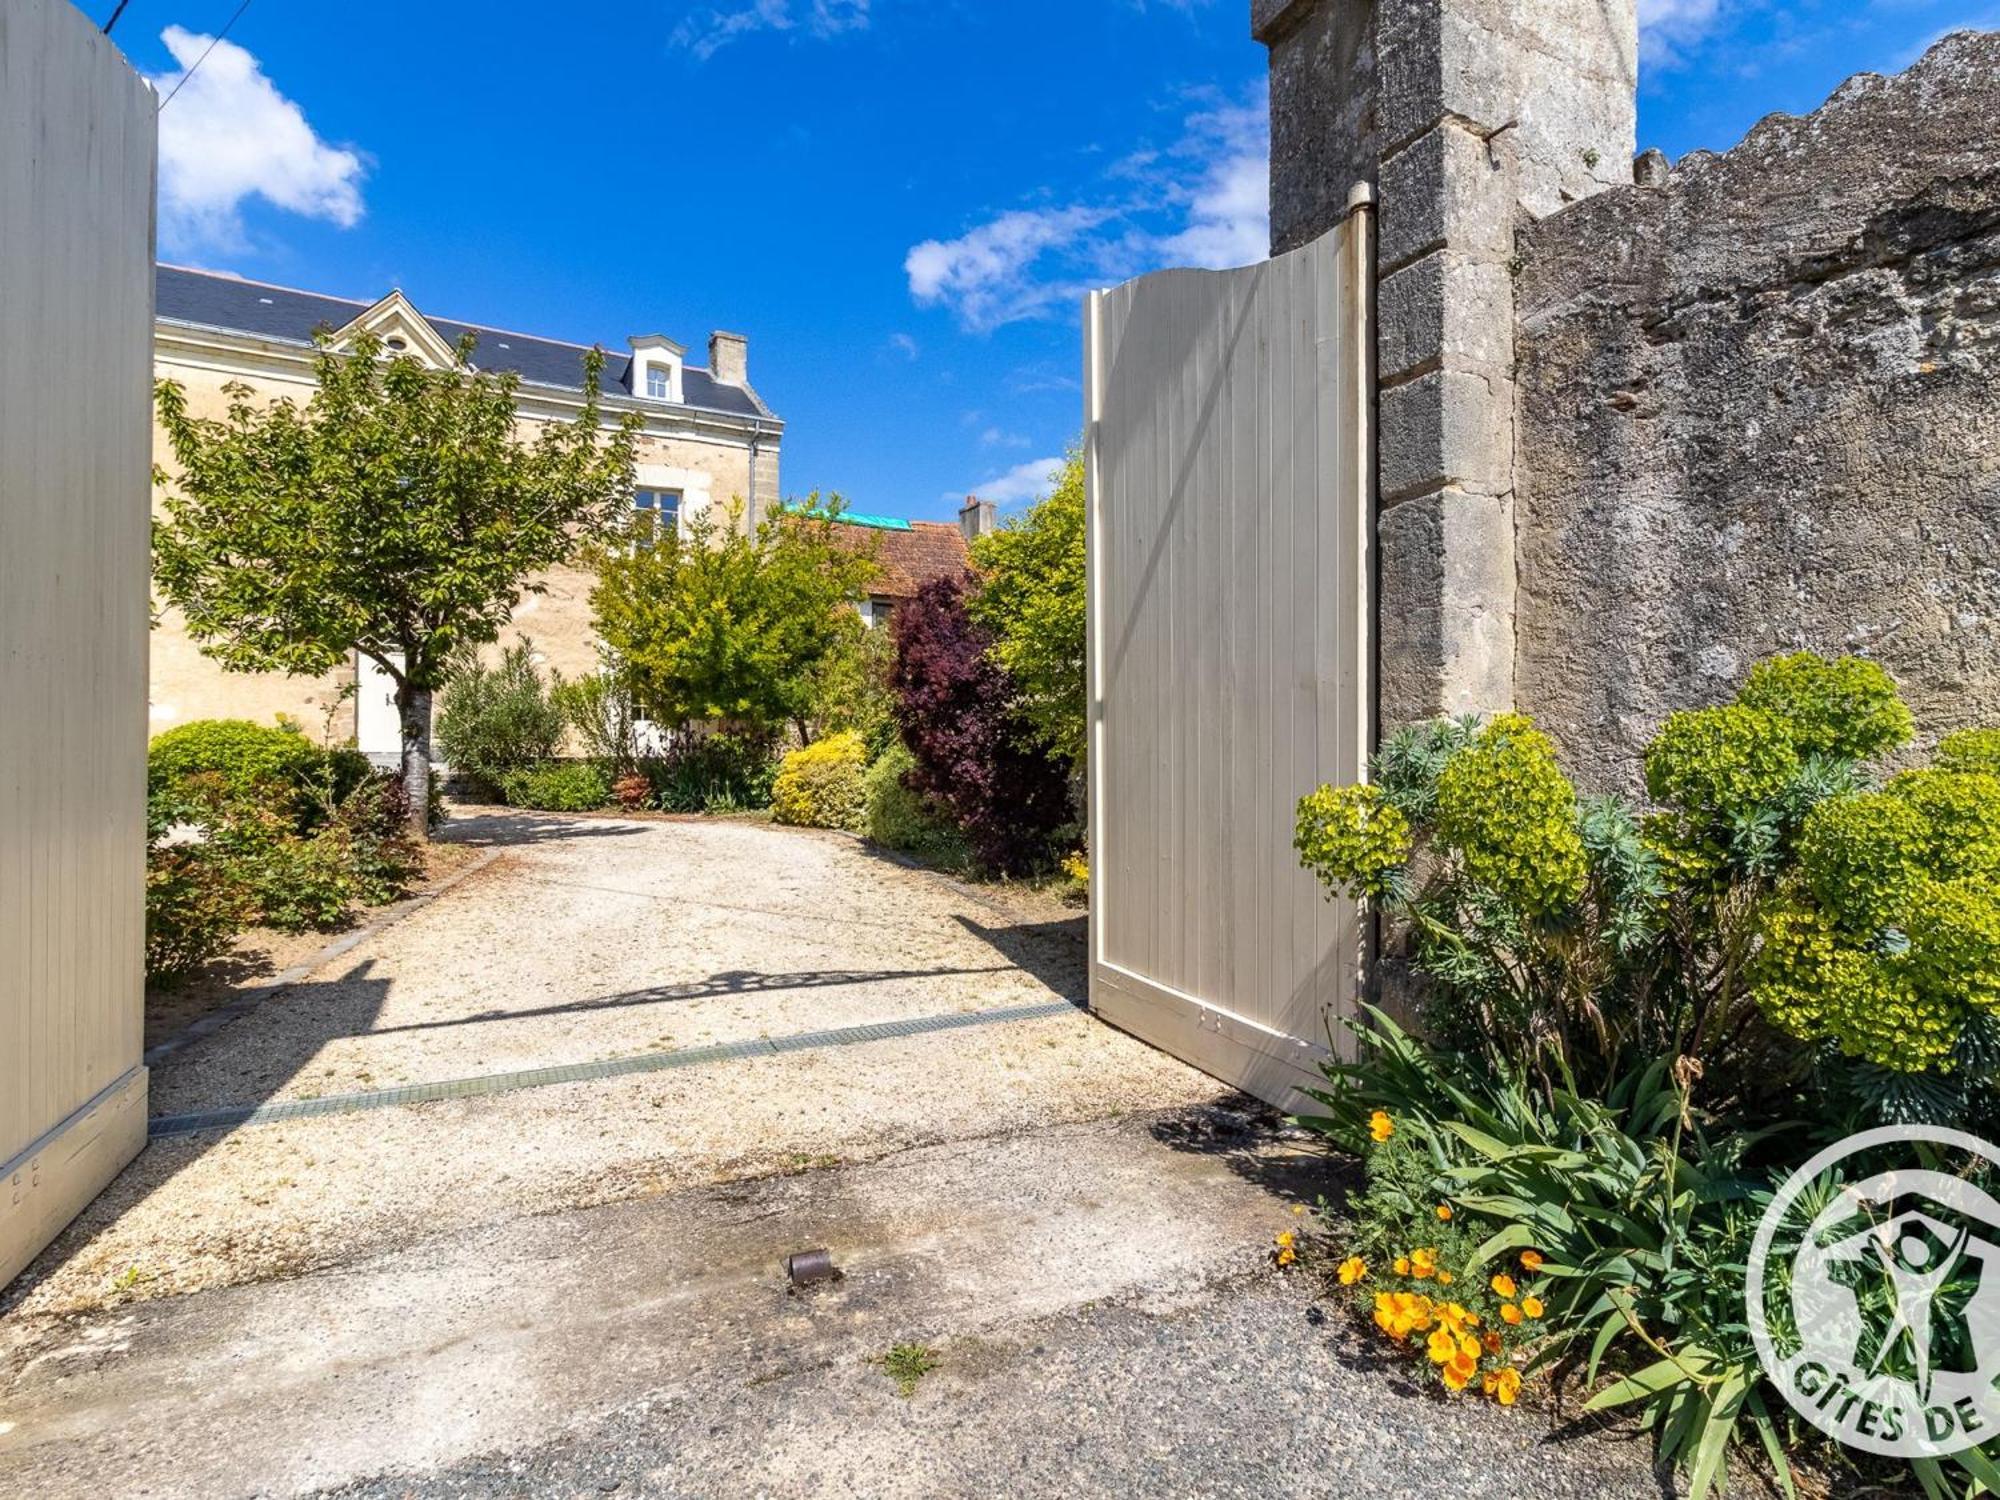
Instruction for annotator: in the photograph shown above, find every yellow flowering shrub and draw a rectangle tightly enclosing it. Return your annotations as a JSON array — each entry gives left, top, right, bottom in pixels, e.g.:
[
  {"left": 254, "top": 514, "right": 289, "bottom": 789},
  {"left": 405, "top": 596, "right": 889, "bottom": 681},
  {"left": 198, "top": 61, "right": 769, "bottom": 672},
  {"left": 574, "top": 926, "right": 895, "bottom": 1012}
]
[
  {"left": 771, "top": 731, "right": 869, "bottom": 830},
  {"left": 1736, "top": 651, "right": 1912, "bottom": 762},
  {"left": 1433, "top": 715, "right": 1588, "bottom": 917},
  {"left": 1889, "top": 769, "right": 2000, "bottom": 883},
  {"left": 1937, "top": 727, "right": 2000, "bottom": 776},
  {"left": 1795, "top": 792, "right": 1928, "bottom": 932},
  {"left": 1643, "top": 704, "right": 1798, "bottom": 817},
  {"left": 1293, "top": 783, "right": 1412, "bottom": 901},
  {"left": 1749, "top": 767, "right": 2000, "bottom": 1073}
]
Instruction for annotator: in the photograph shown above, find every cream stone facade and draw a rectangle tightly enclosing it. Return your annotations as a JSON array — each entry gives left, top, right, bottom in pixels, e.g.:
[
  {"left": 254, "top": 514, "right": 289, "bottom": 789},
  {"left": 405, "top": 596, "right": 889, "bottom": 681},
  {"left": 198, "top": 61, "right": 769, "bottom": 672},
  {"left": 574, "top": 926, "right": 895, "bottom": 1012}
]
[{"left": 150, "top": 266, "right": 782, "bottom": 755}]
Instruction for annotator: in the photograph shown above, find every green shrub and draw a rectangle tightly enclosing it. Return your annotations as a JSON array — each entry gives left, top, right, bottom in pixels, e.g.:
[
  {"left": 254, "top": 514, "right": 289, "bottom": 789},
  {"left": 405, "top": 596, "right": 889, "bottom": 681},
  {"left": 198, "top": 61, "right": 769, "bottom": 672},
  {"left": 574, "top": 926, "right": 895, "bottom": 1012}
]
[
  {"left": 248, "top": 831, "right": 361, "bottom": 933},
  {"left": 149, "top": 718, "right": 321, "bottom": 798},
  {"left": 147, "top": 718, "right": 374, "bottom": 839},
  {"left": 498, "top": 760, "right": 612, "bottom": 812},
  {"left": 145, "top": 792, "right": 254, "bottom": 986},
  {"left": 143, "top": 766, "right": 424, "bottom": 982},
  {"left": 436, "top": 642, "right": 566, "bottom": 792},
  {"left": 864, "top": 742, "right": 964, "bottom": 857},
  {"left": 553, "top": 671, "right": 641, "bottom": 770},
  {"left": 772, "top": 732, "right": 868, "bottom": 830},
  {"left": 645, "top": 733, "right": 777, "bottom": 813},
  {"left": 331, "top": 773, "right": 423, "bottom": 905}
]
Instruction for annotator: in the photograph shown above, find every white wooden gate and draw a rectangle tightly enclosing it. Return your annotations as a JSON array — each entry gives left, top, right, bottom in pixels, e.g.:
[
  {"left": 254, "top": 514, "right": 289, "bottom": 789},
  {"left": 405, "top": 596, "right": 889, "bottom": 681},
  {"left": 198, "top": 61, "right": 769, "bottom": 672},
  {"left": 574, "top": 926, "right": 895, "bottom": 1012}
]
[
  {"left": 1, "top": 0, "right": 155, "bottom": 1288},
  {"left": 1084, "top": 207, "right": 1373, "bottom": 1112}
]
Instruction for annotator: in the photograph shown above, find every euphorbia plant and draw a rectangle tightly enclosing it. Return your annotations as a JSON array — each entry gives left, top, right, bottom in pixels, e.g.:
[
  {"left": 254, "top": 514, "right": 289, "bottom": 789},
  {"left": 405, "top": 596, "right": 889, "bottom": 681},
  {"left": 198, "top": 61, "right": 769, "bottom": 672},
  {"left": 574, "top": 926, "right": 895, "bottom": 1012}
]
[{"left": 1295, "top": 652, "right": 2000, "bottom": 1126}]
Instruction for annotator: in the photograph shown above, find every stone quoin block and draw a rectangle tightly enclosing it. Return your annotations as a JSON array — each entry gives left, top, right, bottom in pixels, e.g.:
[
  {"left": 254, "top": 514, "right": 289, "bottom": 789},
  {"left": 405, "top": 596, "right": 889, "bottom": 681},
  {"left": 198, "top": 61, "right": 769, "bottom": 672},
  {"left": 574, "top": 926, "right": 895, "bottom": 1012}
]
[
  {"left": 1378, "top": 486, "right": 1518, "bottom": 727},
  {"left": 1379, "top": 368, "right": 1513, "bottom": 501},
  {"left": 1377, "top": 120, "right": 1519, "bottom": 272},
  {"left": 1377, "top": 250, "right": 1517, "bottom": 383}
]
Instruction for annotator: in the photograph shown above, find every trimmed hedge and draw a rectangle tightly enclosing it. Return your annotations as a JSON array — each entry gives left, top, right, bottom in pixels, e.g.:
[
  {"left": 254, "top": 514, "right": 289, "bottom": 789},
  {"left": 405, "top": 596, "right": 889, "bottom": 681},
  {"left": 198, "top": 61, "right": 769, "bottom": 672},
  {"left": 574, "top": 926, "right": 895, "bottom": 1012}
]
[
  {"left": 863, "top": 743, "right": 961, "bottom": 857},
  {"left": 772, "top": 732, "right": 868, "bottom": 830},
  {"left": 149, "top": 718, "right": 369, "bottom": 830},
  {"left": 499, "top": 761, "right": 613, "bottom": 813}
]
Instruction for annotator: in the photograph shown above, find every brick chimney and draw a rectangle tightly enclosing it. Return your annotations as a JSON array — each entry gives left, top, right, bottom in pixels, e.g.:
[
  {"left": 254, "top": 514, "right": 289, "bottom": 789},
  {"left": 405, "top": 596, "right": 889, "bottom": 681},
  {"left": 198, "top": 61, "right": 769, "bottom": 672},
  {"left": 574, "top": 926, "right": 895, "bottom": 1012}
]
[
  {"left": 708, "top": 330, "right": 749, "bottom": 387},
  {"left": 958, "top": 495, "right": 997, "bottom": 543}
]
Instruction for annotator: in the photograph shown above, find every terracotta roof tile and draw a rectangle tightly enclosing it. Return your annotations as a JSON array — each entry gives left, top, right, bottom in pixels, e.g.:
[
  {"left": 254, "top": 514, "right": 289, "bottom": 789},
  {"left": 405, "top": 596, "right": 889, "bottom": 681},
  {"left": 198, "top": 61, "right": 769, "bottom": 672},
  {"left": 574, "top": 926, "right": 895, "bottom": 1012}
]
[{"left": 830, "top": 519, "right": 971, "bottom": 600}]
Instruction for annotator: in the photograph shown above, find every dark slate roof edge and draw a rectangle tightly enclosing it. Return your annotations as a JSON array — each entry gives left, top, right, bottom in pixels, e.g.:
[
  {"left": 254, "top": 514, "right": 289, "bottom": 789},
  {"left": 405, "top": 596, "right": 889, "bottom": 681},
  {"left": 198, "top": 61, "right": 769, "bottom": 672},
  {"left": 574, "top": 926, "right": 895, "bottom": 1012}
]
[{"left": 154, "top": 265, "right": 780, "bottom": 424}]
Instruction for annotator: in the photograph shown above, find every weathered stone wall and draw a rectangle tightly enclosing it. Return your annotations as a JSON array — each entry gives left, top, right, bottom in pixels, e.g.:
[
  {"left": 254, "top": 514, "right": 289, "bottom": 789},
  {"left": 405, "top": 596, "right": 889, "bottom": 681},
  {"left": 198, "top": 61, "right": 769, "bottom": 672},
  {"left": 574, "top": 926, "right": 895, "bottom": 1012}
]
[
  {"left": 1258, "top": 0, "right": 1638, "bottom": 731},
  {"left": 1513, "top": 31, "right": 2000, "bottom": 794}
]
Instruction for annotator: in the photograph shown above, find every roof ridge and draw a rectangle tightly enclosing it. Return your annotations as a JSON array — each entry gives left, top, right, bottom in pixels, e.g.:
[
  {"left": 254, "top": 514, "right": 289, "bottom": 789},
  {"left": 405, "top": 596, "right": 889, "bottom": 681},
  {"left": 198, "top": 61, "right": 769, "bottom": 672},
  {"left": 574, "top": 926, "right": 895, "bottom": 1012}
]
[{"left": 156, "top": 263, "right": 720, "bottom": 375}]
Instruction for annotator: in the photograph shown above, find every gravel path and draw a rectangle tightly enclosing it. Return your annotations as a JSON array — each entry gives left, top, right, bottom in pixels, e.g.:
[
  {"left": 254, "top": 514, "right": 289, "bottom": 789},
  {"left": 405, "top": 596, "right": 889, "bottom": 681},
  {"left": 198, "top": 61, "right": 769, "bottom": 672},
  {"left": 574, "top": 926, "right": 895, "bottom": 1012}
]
[
  {"left": 5, "top": 811, "right": 1222, "bottom": 1316},
  {"left": 0, "top": 816, "right": 1676, "bottom": 1498}
]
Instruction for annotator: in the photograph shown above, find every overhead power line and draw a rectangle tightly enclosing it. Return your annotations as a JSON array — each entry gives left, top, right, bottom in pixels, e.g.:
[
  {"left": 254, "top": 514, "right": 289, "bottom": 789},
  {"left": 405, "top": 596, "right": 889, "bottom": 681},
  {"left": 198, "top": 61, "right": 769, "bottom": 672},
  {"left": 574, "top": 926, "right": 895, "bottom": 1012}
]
[
  {"left": 102, "top": 1, "right": 134, "bottom": 35},
  {"left": 156, "top": 0, "right": 255, "bottom": 112}
]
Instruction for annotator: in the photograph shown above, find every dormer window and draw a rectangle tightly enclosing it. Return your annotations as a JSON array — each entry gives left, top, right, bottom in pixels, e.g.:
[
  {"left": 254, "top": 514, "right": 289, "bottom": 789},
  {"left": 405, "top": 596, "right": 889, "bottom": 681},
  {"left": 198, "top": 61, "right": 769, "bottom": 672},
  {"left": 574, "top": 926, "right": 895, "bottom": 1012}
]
[{"left": 628, "top": 334, "right": 685, "bottom": 404}]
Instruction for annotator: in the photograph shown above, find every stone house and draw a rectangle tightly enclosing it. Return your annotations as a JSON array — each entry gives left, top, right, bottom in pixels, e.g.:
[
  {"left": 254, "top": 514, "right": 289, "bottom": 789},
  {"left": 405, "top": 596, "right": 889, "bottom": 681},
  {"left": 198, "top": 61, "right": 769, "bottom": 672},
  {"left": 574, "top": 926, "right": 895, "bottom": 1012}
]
[{"left": 149, "top": 264, "right": 784, "bottom": 758}]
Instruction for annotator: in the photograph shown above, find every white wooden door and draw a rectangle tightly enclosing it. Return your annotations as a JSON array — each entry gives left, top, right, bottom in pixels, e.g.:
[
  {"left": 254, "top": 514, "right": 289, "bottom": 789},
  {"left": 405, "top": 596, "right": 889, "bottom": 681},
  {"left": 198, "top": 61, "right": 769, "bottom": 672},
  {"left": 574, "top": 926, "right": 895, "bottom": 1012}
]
[
  {"left": 1084, "top": 210, "right": 1374, "bottom": 1112},
  {"left": 356, "top": 652, "right": 404, "bottom": 760}
]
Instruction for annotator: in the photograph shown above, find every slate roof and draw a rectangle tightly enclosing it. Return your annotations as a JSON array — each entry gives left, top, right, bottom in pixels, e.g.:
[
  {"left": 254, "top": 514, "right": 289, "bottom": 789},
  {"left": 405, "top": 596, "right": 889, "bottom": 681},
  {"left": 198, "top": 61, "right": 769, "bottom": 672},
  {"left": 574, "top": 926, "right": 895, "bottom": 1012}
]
[
  {"left": 154, "top": 265, "right": 776, "bottom": 422},
  {"left": 828, "top": 518, "right": 973, "bottom": 601}
]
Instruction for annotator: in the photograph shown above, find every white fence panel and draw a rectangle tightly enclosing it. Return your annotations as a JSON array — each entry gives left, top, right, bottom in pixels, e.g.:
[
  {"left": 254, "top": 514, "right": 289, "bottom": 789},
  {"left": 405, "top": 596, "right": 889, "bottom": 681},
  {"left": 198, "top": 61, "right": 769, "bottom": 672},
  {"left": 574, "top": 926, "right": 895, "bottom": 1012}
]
[
  {"left": 1, "top": 0, "right": 155, "bottom": 1288},
  {"left": 1084, "top": 209, "right": 1373, "bottom": 1112}
]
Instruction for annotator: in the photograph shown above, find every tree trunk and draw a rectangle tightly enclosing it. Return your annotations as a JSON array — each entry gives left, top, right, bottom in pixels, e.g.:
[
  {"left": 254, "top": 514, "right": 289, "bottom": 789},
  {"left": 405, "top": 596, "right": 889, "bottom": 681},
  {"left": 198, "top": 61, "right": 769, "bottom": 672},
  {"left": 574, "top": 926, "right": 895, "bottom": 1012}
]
[{"left": 397, "top": 682, "right": 434, "bottom": 841}]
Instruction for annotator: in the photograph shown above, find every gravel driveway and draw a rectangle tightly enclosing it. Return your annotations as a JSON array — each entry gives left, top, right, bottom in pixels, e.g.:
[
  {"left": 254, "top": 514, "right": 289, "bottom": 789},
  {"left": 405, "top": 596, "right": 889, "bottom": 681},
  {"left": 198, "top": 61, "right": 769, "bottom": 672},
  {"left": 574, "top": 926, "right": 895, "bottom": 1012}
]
[
  {"left": 0, "top": 810, "right": 1669, "bottom": 1499},
  {"left": 5, "top": 810, "right": 1221, "bottom": 1316}
]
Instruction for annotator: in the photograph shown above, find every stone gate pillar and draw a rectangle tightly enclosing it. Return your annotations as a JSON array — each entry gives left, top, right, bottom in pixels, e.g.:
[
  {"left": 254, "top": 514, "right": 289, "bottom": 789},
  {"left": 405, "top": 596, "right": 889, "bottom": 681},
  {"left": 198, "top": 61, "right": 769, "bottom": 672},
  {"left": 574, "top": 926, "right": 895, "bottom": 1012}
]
[{"left": 1255, "top": 0, "right": 1637, "bottom": 729}]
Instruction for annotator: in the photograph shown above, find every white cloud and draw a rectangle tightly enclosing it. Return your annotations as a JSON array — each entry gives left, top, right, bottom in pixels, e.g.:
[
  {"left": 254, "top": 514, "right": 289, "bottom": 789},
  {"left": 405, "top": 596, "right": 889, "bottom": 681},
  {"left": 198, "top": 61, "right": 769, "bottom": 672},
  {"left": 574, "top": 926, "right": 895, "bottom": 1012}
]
[
  {"left": 979, "top": 426, "right": 1031, "bottom": 449},
  {"left": 1639, "top": 0, "right": 1725, "bottom": 65},
  {"left": 673, "top": 0, "right": 870, "bottom": 61},
  {"left": 149, "top": 28, "right": 365, "bottom": 255},
  {"left": 888, "top": 332, "right": 921, "bottom": 361},
  {"left": 1157, "top": 96, "right": 1270, "bottom": 269},
  {"left": 904, "top": 86, "right": 1269, "bottom": 332},
  {"left": 952, "top": 456, "right": 1065, "bottom": 508},
  {"left": 905, "top": 206, "right": 1116, "bottom": 333}
]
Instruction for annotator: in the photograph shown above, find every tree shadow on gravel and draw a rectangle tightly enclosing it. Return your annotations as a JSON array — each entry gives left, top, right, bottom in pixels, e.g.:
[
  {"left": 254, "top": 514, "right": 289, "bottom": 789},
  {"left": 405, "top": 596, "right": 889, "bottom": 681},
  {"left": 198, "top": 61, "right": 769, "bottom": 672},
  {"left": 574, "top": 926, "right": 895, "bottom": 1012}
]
[{"left": 437, "top": 811, "right": 654, "bottom": 848}]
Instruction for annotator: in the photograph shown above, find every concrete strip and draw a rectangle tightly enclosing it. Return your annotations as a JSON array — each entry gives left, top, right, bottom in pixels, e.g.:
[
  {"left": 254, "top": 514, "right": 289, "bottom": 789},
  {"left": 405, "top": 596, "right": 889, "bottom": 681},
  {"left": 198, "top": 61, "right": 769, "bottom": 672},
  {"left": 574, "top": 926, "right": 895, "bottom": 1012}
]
[{"left": 148, "top": 1000, "right": 1076, "bottom": 1138}]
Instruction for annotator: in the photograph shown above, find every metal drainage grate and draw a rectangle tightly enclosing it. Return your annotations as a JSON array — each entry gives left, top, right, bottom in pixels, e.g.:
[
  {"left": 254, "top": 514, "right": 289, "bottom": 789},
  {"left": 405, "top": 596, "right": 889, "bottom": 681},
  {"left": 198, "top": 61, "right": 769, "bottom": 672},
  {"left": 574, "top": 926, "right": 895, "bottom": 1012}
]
[{"left": 148, "top": 1000, "right": 1078, "bottom": 1139}]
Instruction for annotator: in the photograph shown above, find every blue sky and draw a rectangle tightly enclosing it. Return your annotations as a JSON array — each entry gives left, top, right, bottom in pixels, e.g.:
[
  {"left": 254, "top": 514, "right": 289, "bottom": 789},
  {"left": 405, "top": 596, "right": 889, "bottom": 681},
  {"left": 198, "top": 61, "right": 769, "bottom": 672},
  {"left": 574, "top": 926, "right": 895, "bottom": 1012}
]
[{"left": 117, "top": 0, "right": 1998, "bottom": 522}]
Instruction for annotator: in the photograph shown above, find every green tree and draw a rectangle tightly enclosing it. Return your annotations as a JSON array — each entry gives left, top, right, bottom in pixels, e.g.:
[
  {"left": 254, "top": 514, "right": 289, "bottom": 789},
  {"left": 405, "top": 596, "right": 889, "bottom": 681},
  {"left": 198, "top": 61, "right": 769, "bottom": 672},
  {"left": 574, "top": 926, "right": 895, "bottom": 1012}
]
[
  {"left": 967, "top": 450, "right": 1085, "bottom": 769},
  {"left": 152, "top": 331, "right": 639, "bottom": 836},
  {"left": 588, "top": 495, "right": 877, "bottom": 740}
]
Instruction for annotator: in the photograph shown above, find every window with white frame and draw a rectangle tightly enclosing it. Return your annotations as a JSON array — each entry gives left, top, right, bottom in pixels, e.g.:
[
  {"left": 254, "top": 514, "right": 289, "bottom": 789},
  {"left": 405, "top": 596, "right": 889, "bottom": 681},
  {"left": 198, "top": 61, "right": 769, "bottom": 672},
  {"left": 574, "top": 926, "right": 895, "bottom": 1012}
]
[
  {"left": 645, "top": 365, "right": 670, "bottom": 400},
  {"left": 634, "top": 488, "right": 682, "bottom": 535},
  {"left": 857, "top": 597, "right": 896, "bottom": 629}
]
